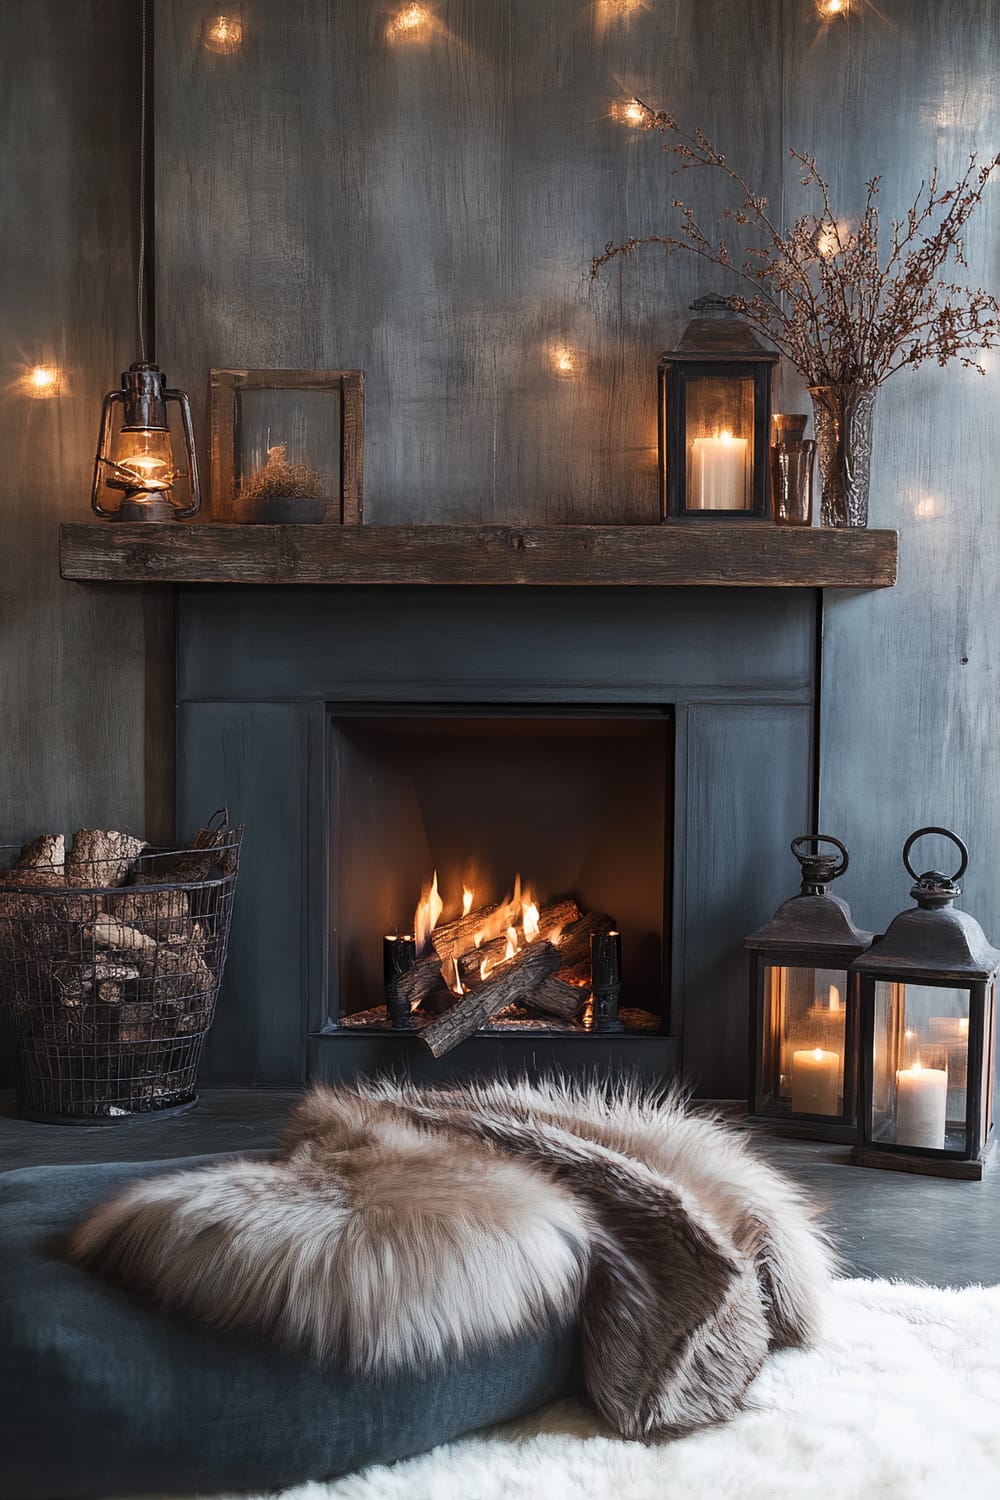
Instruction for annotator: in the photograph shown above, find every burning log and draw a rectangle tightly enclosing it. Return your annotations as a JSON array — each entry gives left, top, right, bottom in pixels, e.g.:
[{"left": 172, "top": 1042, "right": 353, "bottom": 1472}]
[
  {"left": 550, "top": 911, "right": 614, "bottom": 970},
  {"left": 421, "top": 939, "right": 564, "bottom": 1059},
  {"left": 456, "top": 899, "right": 583, "bottom": 987},
  {"left": 394, "top": 951, "right": 447, "bottom": 1012},
  {"left": 429, "top": 902, "right": 505, "bottom": 963},
  {"left": 525, "top": 975, "right": 587, "bottom": 1021}
]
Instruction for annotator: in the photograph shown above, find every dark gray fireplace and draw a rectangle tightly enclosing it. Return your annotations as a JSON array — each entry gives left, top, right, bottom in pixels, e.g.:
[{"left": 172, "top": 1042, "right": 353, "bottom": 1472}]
[{"left": 177, "top": 584, "right": 816, "bottom": 1097}]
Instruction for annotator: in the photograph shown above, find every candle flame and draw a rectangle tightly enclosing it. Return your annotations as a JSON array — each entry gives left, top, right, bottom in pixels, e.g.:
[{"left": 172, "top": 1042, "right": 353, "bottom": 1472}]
[{"left": 813, "top": 1048, "right": 824, "bottom": 1062}]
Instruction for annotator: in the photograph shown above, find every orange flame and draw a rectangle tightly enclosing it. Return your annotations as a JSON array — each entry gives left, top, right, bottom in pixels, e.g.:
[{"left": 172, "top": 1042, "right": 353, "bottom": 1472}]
[
  {"left": 414, "top": 871, "right": 443, "bottom": 952},
  {"left": 522, "top": 898, "right": 540, "bottom": 942},
  {"left": 462, "top": 886, "right": 474, "bottom": 916}
]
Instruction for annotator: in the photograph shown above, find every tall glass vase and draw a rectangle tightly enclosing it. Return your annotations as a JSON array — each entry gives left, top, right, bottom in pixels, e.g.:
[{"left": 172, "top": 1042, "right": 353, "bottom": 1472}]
[{"left": 808, "top": 383, "right": 877, "bottom": 528}]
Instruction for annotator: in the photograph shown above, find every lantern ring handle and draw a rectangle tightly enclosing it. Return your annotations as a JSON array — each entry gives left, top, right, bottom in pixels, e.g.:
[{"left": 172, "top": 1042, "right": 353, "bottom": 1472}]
[
  {"left": 790, "top": 834, "right": 848, "bottom": 878},
  {"left": 902, "top": 826, "right": 969, "bottom": 883}
]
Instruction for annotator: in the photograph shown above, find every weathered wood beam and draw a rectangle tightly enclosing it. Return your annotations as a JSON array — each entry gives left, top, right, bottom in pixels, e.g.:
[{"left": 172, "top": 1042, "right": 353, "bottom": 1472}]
[{"left": 59, "top": 523, "right": 899, "bottom": 589}]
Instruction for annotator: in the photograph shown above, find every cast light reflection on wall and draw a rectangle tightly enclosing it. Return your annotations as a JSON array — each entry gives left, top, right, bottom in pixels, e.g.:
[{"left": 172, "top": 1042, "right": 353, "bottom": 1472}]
[{"left": 202, "top": 15, "right": 243, "bottom": 54}]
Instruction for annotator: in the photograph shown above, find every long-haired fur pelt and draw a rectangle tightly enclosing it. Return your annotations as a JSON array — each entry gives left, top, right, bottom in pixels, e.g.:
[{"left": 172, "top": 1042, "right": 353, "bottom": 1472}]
[{"left": 68, "top": 1076, "right": 836, "bottom": 1440}]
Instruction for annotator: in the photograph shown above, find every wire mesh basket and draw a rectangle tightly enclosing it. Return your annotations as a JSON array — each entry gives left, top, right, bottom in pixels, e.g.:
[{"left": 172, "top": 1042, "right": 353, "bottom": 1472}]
[{"left": 0, "top": 817, "right": 242, "bottom": 1123}]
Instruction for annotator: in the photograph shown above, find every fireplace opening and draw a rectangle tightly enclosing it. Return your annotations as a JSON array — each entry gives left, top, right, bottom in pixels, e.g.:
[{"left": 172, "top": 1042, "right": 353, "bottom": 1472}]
[{"left": 328, "top": 706, "right": 673, "bottom": 1039}]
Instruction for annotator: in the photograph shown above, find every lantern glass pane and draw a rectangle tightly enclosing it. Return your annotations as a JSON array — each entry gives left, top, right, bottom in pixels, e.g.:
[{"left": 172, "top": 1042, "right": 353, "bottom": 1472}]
[
  {"left": 982, "top": 981, "right": 995, "bottom": 1141},
  {"left": 872, "top": 981, "right": 971, "bottom": 1151},
  {"left": 684, "top": 375, "right": 754, "bottom": 511},
  {"left": 101, "top": 422, "right": 193, "bottom": 513},
  {"left": 764, "top": 964, "right": 847, "bottom": 1114},
  {"left": 234, "top": 387, "right": 343, "bottom": 503}
]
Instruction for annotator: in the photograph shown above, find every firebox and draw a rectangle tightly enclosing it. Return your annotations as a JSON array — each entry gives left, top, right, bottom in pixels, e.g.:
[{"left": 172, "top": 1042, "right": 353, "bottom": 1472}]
[{"left": 328, "top": 707, "right": 672, "bottom": 1041}]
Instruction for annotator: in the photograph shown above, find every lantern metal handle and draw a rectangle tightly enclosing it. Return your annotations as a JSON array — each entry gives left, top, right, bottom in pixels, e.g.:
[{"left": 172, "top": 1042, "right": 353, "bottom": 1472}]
[
  {"left": 903, "top": 826, "right": 968, "bottom": 884},
  {"left": 791, "top": 834, "right": 848, "bottom": 880}
]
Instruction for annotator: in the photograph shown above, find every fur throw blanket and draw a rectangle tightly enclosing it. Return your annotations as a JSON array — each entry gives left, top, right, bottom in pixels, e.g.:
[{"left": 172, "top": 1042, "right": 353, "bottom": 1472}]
[{"left": 69, "top": 1078, "right": 834, "bottom": 1440}]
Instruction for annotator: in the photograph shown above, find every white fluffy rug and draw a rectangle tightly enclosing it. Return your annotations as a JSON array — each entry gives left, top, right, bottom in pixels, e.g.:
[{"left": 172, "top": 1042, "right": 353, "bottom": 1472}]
[{"left": 192, "top": 1279, "right": 1000, "bottom": 1500}]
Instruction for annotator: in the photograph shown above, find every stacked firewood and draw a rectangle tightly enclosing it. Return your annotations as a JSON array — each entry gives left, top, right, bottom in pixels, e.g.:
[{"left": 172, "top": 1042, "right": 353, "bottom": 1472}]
[
  {"left": 388, "top": 896, "right": 614, "bottom": 1058},
  {"left": 0, "top": 826, "right": 234, "bottom": 1051}
]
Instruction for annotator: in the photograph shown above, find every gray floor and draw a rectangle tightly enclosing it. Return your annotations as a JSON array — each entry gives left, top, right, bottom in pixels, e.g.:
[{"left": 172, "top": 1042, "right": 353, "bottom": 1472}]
[{"left": 2, "top": 1088, "right": 998, "bottom": 1288}]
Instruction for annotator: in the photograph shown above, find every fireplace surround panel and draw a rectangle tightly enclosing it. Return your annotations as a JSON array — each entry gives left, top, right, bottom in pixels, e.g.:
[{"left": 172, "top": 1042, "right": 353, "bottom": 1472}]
[{"left": 177, "top": 585, "right": 816, "bottom": 1095}]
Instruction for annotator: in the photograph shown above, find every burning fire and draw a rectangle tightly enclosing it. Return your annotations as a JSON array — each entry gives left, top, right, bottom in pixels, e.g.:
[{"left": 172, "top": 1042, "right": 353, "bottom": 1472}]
[
  {"left": 415, "top": 871, "right": 556, "bottom": 982},
  {"left": 414, "top": 870, "right": 444, "bottom": 952}
]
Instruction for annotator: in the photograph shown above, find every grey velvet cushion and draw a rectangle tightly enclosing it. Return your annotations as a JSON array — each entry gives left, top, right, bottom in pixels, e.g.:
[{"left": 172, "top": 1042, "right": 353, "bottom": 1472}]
[{"left": 0, "top": 1154, "right": 581, "bottom": 1500}]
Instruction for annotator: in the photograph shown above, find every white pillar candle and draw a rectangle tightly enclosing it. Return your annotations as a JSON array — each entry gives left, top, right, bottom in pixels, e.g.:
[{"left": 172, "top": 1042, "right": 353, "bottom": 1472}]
[
  {"left": 690, "top": 431, "right": 748, "bottom": 510},
  {"left": 895, "top": 1062, "right": 947, "bottom": 1150},
  {"left": 791, "top": 1047, "right": 840, "bottom": 1115}
]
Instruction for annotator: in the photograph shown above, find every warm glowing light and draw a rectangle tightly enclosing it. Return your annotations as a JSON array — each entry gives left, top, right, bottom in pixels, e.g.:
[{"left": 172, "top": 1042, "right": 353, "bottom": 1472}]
[
  {"left": 462, "top": 887, "right": 474, "bottom": 917},
  {"left": 817, "top": 0, "right": 848, "bottom": 15},
  {"left": 551, "top": 345, "right": 577, "bottom": 376},
  {"left": 828, "top": 984, "right": 841, "bottom": 1013},
  {"left": 612, "top": 97, "right": 648, "bottom": 128},
  {"left": 203, "top": 15, "right": 243, "bottom": 53},
  {"left": 414, "top": 870, "right": 443, "bottom": 951},
  {"left": 912, "top": 1059, "right": 923, "bottom": 1073},
  {"left": 447, "top": 957, "right": 464, "bottom": 996},
  {"left": 522, "top": 900, "right": 540, "bottom": 943},
  {"left": 719, "top": 429, "right": 733, "bottom": 445},
  {"left": 914, "top": 494, "right": 939, "bottom": 520},
  {"left": 504, "top": 927, "right": 518, "bottom": 961},
  {"left": 390, "top": 3, "right": 430, "bottom": 37},
  {"left": 23, "top": 365, "right": 61, "bottom": 397}
]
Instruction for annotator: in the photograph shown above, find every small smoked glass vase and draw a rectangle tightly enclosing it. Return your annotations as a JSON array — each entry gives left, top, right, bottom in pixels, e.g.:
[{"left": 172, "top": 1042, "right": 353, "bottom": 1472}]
[{"left": 770, "top": 414, "right": 816, "bottom": 526}]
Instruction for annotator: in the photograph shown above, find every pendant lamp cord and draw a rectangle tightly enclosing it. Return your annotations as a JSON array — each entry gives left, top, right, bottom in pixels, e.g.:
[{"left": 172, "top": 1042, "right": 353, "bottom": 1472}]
[{"left": 137, "top": 0, "right": 150, "bottom": 362}]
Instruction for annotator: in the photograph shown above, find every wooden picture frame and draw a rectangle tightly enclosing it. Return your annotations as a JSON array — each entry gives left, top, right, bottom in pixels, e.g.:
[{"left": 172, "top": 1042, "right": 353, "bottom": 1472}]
[{"left": 210, "top": 368, "right": 364, "bottom": 524}]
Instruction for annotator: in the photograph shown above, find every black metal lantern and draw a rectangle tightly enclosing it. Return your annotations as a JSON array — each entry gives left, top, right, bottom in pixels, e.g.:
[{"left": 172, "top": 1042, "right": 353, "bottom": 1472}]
[
  {"left": 658, "top": 296, "right": 778, "bottom": 520},
  {"left": 91, "top": 362, "right": 201, "bottom": 522},
  {"left": 851, "top": 827, "right": 998, "bottom": 1179},
  {"left": 746, "top": 835, "right": 873, "bottom": 1141}
]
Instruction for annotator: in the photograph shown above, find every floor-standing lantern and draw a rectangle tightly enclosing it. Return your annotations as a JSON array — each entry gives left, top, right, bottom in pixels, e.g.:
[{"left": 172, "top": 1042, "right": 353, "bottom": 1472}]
[
  {"left": 747, "top": 835, "right": 873, "bottom": 1141},
  {"left": 851, "top": 827, "right": 998, "bottom": 1179},
  {"left": 658, "top": 296, "right": 778, "bottom": 520}
]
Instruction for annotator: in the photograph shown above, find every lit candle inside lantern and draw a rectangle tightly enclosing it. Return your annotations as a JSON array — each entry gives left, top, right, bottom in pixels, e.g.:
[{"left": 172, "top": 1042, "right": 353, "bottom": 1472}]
[
  {"left": 791, "top": 1047, "right": 840, "bottom": 1115},
  {"left": 690, "top": 431, "right": 748, "bottom": 510},
  {"left": 895, "top": 1060, "right": 947, "bottom": 1150}
]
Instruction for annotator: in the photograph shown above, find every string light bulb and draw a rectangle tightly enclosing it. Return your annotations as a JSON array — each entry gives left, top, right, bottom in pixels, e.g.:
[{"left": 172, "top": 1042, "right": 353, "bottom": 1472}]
[
  {"left": 202, "top": 15, "right": 243, "bottom": 53},
  {"left": 611, "top": 97, "right": 648, "bottom": 128},
  {"left": 390, "top": 3, "right": 430, "bottom": 38},
  {"left": 24, "top": 365, "right": 61, "bottom": 397},
  {"left": 549, "top": 345, "right": 579, "bottom": 378}
]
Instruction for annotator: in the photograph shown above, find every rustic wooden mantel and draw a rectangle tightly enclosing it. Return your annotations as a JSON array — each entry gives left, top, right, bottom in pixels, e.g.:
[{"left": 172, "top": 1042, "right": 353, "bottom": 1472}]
[{"left": 59, "top": 522, "right": 898, "bottom": 588}]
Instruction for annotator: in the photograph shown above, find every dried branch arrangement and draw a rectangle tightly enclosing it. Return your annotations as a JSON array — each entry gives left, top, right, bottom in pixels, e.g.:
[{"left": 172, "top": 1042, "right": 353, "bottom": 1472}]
[{"left": 593, "top": 108, "right": 1000, "bottom": 388}]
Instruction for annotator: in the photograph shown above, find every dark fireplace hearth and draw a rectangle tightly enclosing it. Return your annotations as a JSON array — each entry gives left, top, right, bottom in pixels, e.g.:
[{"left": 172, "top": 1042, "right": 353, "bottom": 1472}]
[{"left": 178, "top": 585, "right": 815, "bottom": 1095}]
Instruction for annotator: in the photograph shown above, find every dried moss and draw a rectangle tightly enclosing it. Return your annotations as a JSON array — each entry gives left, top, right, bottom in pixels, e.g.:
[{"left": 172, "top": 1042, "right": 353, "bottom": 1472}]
[{"left": 237, "top": 445, "right": 325, "bottom": 502}]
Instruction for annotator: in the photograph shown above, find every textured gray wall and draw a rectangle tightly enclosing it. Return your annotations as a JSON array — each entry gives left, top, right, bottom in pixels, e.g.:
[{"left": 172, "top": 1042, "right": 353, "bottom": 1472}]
[
  {"left": 0, "top": 0, "right": 171, "bottom": 853},
  {"left": 155, "top": 0, "right": 783, "bottom": 522},
  {"left": 795, "top": 1, "right": 1000, "bottom": 941}
]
